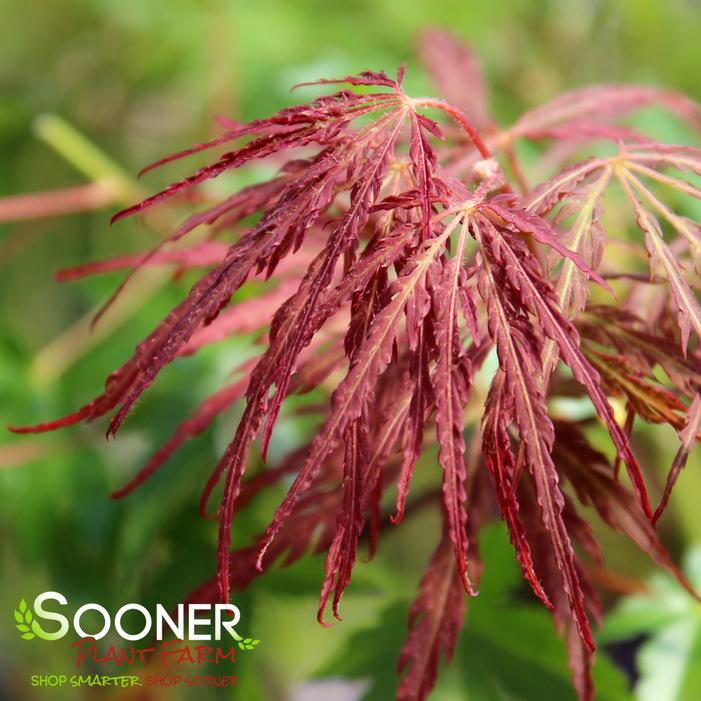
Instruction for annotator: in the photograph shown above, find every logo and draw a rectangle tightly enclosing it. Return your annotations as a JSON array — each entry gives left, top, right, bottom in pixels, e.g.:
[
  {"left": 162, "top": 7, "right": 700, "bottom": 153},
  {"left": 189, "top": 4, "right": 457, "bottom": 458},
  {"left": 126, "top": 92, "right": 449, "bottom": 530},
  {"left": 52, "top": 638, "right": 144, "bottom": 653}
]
[
  {"left": 14, "top": 598, "right": 49, "bottom": 641},
  {"left": 13, "top": 593, "right": 260, "bottom": 651}
]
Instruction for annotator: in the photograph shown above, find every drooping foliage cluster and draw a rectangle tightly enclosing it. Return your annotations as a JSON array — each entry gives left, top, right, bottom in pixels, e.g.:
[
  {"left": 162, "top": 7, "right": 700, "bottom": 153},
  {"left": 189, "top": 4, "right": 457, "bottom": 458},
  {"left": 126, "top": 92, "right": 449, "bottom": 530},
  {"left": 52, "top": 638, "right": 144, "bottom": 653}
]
[{"left": 13, "top": 29, "right": 701, "bottom": 701}]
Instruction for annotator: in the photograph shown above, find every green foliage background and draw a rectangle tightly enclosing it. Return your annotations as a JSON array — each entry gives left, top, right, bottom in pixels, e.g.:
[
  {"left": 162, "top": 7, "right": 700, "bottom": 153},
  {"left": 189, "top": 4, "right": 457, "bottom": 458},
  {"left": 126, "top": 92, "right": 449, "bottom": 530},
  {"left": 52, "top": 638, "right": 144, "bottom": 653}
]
[{"left": 1, "top": 1, "right": 700, "bottom": 699}]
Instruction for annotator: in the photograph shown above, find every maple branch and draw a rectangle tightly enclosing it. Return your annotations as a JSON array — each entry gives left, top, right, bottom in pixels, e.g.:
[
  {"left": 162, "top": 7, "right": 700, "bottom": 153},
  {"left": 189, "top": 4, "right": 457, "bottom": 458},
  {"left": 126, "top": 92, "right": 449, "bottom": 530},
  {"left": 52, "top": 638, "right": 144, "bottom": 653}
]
[{"left": 12, "top": 45, "right": 701, "bottom": 701}]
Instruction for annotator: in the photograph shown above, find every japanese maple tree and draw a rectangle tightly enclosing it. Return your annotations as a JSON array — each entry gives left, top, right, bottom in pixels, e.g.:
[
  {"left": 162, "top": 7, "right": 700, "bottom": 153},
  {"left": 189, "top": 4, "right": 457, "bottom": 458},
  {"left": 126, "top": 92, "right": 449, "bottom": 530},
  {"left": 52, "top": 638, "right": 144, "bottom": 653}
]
[{"left": 12, "top": 28, "right": 701, "bottom": 701}]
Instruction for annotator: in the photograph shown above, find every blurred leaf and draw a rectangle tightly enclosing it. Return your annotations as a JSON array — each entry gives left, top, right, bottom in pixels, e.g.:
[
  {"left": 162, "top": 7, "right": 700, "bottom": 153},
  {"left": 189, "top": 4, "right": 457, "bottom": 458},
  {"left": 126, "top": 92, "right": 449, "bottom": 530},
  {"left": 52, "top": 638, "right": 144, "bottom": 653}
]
[{"left": 602, "top": 548, "right": 701, "bottom": 701}]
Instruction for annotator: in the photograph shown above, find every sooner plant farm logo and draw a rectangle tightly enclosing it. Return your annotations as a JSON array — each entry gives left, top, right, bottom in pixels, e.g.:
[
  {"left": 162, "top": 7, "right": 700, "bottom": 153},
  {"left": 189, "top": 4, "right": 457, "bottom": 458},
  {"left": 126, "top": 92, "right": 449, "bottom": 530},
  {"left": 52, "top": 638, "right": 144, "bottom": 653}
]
[{"left": 13, "top": 592, "right": 260, "bottom": 650}]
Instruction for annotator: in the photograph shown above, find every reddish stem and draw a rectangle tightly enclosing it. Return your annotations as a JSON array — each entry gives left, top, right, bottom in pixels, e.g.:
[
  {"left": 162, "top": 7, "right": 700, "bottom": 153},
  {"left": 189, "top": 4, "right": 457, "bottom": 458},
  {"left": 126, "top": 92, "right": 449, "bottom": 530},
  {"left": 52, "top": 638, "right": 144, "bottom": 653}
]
[
  {"left": 414, "top": 97, "right": 493, "bottom": 161},
  {"left": 504, "top": 143, "right": 529, "bottom": 195},
  {"left": 0, "top": 183, "right": 112, "bottom": 222}
]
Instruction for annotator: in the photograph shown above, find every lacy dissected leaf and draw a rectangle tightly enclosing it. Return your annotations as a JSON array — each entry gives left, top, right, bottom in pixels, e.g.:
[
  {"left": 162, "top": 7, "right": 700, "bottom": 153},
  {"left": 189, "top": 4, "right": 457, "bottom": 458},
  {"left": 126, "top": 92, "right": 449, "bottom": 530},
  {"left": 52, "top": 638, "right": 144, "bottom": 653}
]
[
  {"left": 617, "top": 167, "right": 701, "bottom": 350},
  {"left": 317, "top": 421, "right": 368, "bottom": 624},
  {"left": 258, "top": 113, "right": 409, "bottom": 459},
  {"left": 525, "top": 158, "right": 606, "bottom": 216},
  {"left": 254, "top": 227, "right": 454, "bottom": 579},
  {"left": 392, "top": 254, "right": 435, "bottom": 525},
  {"left": 431, "top": 217, "right": 478, "bottom": 594},
  {"left": 318, "top": 258, "right": 397, "bottom": 622},
  {"left": 548, "top": 168, "right": 611, "bottom": 319},
  {"left": 472, "top": 211, "right": 648, "bottom": 515},
  {"left": 114, "top": 87, "right": 402, "bottom": 222},
  {"left": 654, "top": 393, "right": 701, "bottom": 524},
  {"left": 481, "top": 373, "right": 553, "bottom": 611},
  {"left": 527, "top": 143, "right": 701, "bottom": 357},
  {"left": 408, "top": 110, "right": 444, "bottom": 240},
  {"left": 213, "top": 223, "right": 415, "bottom": 599},
  {"left": 474, "top": 218, "right": 595, "bottom": 650},
  {"left": 397, "top": 531, "right": 465, "bottom": 701}
]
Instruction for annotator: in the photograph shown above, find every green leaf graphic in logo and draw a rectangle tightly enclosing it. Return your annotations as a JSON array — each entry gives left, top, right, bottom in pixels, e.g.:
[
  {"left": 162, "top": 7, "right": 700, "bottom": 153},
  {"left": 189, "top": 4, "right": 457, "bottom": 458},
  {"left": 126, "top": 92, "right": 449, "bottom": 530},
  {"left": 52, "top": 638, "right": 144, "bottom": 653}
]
[
  {"left": 13, "top": 598, "right": 57, "bottom": 641},
  {"left": 230, "top": 629, "right": 261, "bottom": 651},
  {"left": 14, "top": 599, "right": 36, "bottom": 640},
  {"left": 238, "top": 637, "right": 260, "bottom": 651}
]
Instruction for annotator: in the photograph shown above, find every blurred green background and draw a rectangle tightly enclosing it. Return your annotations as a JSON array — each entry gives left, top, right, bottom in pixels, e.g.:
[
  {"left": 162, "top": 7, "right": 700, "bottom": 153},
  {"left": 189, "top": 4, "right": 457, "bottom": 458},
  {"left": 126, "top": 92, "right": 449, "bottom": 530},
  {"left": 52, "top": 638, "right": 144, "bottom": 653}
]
[{"left": 2, "top": 0, "right": 701, "bottom": 699}]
